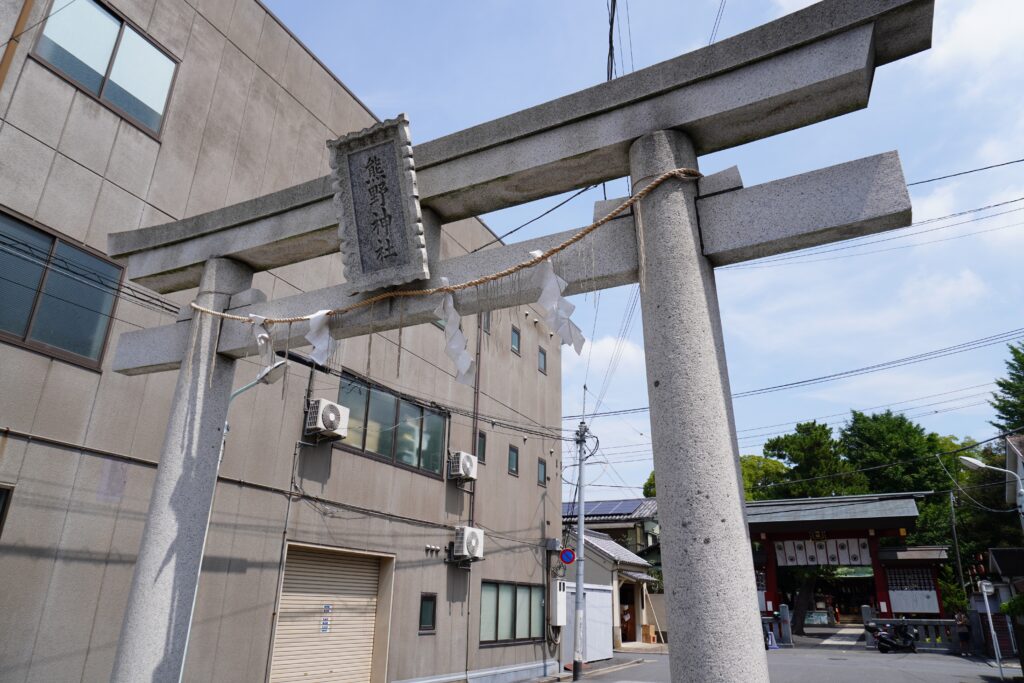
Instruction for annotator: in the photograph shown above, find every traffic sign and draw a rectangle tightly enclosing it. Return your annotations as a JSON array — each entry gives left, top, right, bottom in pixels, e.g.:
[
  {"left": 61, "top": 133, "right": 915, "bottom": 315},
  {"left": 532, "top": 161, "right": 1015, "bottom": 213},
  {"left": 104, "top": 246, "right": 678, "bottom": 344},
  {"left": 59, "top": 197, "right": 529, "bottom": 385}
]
[{"left": 560, "top": 548, "right": 576, "bottom": 565}]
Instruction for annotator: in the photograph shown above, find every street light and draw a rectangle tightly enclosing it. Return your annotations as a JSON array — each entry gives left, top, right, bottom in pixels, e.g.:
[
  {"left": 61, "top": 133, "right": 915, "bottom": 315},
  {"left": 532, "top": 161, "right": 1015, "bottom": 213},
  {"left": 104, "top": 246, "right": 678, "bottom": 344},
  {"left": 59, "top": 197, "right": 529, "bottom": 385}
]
[
  {"left": 179, "top": 358, "right": 288, "bottom": 680},
  {"left": 958, "top": 455, "right": 1024, "bottom": 531}
]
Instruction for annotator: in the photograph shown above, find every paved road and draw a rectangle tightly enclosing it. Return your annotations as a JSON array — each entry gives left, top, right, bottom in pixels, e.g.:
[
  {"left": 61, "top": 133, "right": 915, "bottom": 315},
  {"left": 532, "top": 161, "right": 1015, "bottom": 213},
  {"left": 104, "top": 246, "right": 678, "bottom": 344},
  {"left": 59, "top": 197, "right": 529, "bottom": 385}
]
[{"left": 591, "top": 651, "right": 1010, "bottom": 682}]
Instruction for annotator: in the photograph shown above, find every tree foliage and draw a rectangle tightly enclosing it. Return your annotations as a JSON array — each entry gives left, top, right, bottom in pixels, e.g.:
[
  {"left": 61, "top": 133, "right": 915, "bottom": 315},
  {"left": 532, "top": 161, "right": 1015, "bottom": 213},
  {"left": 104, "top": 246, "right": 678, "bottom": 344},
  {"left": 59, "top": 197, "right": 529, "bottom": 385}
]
[
  {"left": 740, "top": 455, "right": 789, "bottom": 500},
  {"left": 762, "top": 421, "right": 867, "bottom": 497},
  {"left": 991, "top": 341, "right": 1024, "bottom": 433},
  {"left": 642, "top": 470, "right": 656, "bottom": 498}
]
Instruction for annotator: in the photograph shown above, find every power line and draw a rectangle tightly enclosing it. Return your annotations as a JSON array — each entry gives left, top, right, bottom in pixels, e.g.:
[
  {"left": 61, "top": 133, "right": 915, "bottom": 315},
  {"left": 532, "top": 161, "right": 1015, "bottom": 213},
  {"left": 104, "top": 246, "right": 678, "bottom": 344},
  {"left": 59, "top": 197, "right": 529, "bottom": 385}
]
[
  {"left": 471, "top": 185, "right": 596, "bottom": 253},
  {"left": 565, "top": 325, "right": 1024, "bottom": 419},
  {"left": 748, "top": 427, "right": 1021, "bottom": 492},
  {"left": 907, "top": 156, "right": 1024, "bottom": 187},
  {"left": 0, "top": 234, "right": 179, "bottom": 316},
  {"left": 720, "top": 198, "right": 1024, "bottom": 270},
  {"left": 0, "top": 0, "right": 77, "bottom": 53},
  {"left": 708, "top": 0, "right": 727, "bottom": 44}
]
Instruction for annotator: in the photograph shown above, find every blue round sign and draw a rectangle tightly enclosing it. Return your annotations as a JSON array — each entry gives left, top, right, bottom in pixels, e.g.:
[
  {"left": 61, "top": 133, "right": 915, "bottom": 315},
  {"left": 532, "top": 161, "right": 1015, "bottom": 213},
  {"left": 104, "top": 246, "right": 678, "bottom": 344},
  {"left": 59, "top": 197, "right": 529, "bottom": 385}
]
[{"left": 560, "top": 548, "right": 576, "bottom": 565}]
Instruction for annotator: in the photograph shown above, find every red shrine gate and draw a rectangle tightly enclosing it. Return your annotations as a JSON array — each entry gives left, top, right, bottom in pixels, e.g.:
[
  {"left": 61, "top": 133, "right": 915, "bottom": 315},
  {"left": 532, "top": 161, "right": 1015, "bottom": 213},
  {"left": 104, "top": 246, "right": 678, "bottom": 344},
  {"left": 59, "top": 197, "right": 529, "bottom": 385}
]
[{"left": 748, "top": 493, "right": 946, "bottom": 621}]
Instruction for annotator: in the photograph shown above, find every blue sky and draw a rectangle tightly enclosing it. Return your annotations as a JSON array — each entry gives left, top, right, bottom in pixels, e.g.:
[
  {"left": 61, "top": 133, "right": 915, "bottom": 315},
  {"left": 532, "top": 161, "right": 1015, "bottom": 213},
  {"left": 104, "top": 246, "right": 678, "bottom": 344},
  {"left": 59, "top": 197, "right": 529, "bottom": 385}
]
[{"left": 265, "top": 1, "right": 1024, "bottom": 499}]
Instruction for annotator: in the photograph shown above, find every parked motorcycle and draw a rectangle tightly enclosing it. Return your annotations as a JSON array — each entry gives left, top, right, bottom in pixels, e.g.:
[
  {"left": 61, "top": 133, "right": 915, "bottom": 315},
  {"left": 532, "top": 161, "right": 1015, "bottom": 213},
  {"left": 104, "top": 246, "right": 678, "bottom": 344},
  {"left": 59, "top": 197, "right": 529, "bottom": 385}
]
[{"left": 865, "top": 621, "right": 919, "bottom": 653}]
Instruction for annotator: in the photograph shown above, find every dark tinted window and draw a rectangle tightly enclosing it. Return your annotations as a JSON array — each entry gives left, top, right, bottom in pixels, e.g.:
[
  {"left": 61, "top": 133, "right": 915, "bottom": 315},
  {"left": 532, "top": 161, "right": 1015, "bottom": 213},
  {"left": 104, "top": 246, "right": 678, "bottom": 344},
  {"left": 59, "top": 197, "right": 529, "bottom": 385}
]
[
  {"left": 508, "top": 445, "right": 519, "bottom": 475},
  {"left": 419, "top": 594, "right": 436, "bottom": 632},
  {"left": 338, "top": 375, "right": 447, "bottom": 476},
  {"left": 0, "top": 213, "right": 120, "bottom": 362}
]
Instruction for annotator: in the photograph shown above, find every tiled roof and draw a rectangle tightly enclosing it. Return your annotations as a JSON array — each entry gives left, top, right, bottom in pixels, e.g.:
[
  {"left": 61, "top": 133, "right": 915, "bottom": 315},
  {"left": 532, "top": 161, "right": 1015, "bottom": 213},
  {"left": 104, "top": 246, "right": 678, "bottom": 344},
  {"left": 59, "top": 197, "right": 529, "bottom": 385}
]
[
  {"left": 567, "top": 530, "right": 650, "bottom": 568},
  {"left": 745, "top": 492, "right": 925, "bottom": 529},
  {"left": 563, "top": 492, "right": 925, "bottom": 530}
]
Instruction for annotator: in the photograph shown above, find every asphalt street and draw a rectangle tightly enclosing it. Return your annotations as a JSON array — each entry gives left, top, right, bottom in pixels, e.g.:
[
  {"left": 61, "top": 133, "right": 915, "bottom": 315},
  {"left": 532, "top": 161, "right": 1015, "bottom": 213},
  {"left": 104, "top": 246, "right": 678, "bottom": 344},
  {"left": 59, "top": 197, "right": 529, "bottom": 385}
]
[{"left": 589, "top": 651, "right": 1015, "bottom": 683}]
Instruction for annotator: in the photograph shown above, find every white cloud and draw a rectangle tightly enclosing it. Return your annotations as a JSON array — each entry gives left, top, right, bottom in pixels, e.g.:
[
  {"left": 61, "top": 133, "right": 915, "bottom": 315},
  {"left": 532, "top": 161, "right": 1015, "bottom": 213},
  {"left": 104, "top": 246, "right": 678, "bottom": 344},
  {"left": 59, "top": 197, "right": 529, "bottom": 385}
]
[
  {"left": 562, "top": 335, "right": 646, "bottom": 378},
  {"left": 920, "top": 0, "right": 1024, "bottom": 101}
]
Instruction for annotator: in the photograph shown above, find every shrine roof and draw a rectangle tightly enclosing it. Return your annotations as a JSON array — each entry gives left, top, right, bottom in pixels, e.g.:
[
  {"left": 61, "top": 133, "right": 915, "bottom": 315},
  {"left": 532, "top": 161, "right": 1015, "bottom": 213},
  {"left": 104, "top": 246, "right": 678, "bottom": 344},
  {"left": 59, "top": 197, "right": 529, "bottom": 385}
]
[{"left": 746, "top": 492, "right": 926, "bottom": 532}]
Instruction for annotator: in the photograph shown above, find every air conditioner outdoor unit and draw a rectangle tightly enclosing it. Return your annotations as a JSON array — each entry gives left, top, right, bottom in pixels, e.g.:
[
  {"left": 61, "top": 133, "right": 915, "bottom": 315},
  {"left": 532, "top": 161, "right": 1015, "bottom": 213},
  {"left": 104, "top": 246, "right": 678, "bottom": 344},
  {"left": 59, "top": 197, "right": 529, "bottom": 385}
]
[
  {"left": 305, "top": 399, "right": 349, "bottom": 438},
  {"left": 448, "top": 451, "right": 478, "bottom": 481},
  {"left": 453, "top": 526, "right": 485, "bottom": 560}
]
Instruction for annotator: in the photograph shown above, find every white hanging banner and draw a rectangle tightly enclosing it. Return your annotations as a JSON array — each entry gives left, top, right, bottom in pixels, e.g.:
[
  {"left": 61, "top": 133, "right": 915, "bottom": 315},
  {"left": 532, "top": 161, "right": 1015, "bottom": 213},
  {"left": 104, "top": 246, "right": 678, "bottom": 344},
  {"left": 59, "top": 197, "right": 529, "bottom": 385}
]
[
  {"left": 530, "top": 250, "right": 585, "bottom": 355},
  {"left": 433, "top": 279, "right": 476, "bottom": 386},
  {"left": 305, "top": 309, "right": 333, "bottom": 366}
]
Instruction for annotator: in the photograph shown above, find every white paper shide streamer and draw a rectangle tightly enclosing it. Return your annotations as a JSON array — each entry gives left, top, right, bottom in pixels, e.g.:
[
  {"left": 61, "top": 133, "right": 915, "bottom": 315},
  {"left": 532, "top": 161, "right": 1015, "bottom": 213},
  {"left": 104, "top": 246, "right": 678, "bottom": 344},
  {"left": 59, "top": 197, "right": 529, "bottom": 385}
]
[
  {"left": 434, "top": 278, "right": 475, "bottom": 386},
  {"left": 248, "top": 314, "right": 275, "bottom": 366},
  {"left": 530, "top": 250, "right": 585, "bottom": 354},
  {"left": 305, "top": 309, "right": 333, "bottom": 366}
]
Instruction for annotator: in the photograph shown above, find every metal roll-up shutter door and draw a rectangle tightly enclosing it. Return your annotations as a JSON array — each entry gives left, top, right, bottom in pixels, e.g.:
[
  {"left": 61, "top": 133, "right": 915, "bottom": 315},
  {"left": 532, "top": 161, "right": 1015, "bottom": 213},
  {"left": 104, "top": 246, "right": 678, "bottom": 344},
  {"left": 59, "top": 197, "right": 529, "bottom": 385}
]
[{"left": 270, "top": 547, "right": 380, "bottom": 682}]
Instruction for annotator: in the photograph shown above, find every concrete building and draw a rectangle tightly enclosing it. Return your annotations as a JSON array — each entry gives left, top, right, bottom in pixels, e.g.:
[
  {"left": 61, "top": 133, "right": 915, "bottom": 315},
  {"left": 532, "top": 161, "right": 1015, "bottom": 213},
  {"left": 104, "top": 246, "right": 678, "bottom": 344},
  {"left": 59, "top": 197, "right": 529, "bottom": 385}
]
[{"left": 0, "top": 1, "right": 562, "bottom": 681}]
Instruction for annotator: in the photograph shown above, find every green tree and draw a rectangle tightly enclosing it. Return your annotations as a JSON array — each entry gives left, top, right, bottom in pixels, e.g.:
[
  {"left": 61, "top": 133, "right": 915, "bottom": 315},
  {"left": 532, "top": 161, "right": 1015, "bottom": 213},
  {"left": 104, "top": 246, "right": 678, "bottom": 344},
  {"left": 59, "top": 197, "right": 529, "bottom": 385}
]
[
  {"left": 762, "top": 421, "right": 867, "bottom": 498},
  {"left": 643, "top": 470, "right": 656, "bottom": 498},
  {"left": 839, "top": 410, "right": 947, "bottom": 494},
  {"left": 740, "top": 455, "right": 789, "bottom": 500},
  {"left": 642, "top": 455, "right": 788, "bottom": 500},
  {"left": 991, "top": 341, "right": 1024, "bottom": 433}
]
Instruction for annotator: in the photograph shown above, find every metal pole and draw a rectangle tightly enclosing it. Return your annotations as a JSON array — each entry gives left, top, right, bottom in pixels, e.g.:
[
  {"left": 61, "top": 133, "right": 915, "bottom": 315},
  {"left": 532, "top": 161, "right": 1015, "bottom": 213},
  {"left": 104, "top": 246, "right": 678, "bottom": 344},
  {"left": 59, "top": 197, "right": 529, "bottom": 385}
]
[
  {"left": 572, "top": 420, "right": 587, "bottom": 681},
  {"left": 949, "top": 490, "right": 966, "bottom": 591},
  {"left": 176, "top": 372, "right": 272, "bottom": 681},
  {"left": 981, "top": 583, "right": 1005, "bottom": 681}
]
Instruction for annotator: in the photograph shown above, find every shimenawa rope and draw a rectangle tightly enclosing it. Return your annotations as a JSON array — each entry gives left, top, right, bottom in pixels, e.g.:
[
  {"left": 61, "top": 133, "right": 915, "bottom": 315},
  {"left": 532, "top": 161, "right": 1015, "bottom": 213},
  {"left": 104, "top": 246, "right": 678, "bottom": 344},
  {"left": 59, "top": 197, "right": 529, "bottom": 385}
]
[{"left": 189, "top": 167, "right": 701, "bottom": 325}]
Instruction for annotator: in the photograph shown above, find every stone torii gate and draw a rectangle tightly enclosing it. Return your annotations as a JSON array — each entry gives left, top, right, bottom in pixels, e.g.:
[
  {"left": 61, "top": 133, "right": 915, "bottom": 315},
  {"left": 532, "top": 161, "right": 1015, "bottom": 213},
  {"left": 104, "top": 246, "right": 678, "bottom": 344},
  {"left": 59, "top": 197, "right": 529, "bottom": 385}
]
[{"left": 105, "top": 1, "right": 933, "bottom": 680}]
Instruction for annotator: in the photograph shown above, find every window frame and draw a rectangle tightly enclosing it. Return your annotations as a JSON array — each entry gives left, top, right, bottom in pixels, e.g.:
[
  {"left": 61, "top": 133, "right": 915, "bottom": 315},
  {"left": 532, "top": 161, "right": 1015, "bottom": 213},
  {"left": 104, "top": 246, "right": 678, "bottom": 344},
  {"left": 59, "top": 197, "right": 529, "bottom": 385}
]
[
  {"left": 30, "top": 0, "right": 180, "bottom": 140},
  {"left": 476, "top": 430, "right": 486, "bottom": 464},
  {"left": 0, "top": 207, "right": 123, "bottom": 370},
  {"left": 418, "top": 592, "right": 437, "bottom": 634},
  {"left": 537, "top": 457, "right": 547, "bottom": 487},
  {"left": 537, "top": 346, "right": 547, "bottom": 374},
  {"left": 510, "top": 325, "right": 521, "bottom": 356},
  {"left": 333, "top": 371, "right": 449, "bottom": 480},
  {"left": 507, "top": 444, "right": 519, "bottom": 476},
  {"left": 479, "top": 580, "right": 545, "bottom": 646}
]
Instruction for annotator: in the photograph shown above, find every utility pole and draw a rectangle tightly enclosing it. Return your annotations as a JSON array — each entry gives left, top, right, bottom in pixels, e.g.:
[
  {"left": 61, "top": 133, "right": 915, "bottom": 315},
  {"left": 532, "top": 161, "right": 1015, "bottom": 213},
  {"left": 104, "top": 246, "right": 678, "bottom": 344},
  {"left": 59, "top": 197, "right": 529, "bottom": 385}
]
[
  {"left": 572, "top": 419, "right": 588, "bottom": 681},
  {"left": 949, "top": 490, "right": 966, "bottom": 591}
]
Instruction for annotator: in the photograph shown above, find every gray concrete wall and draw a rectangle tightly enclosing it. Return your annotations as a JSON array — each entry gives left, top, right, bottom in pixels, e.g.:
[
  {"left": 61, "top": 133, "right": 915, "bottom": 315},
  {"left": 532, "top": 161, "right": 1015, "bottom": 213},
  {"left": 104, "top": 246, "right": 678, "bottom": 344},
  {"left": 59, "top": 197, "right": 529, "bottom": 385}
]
[{"left": 0, "top": 1, "right": 562, "bottom": 681}]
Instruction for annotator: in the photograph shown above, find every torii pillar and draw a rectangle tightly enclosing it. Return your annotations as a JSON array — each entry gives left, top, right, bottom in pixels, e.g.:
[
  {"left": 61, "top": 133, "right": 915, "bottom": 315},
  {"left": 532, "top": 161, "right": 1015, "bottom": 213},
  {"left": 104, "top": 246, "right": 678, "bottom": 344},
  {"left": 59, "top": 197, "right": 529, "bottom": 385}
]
[{"left": 632, "top": 131, "right": 765, "bottom": 678}]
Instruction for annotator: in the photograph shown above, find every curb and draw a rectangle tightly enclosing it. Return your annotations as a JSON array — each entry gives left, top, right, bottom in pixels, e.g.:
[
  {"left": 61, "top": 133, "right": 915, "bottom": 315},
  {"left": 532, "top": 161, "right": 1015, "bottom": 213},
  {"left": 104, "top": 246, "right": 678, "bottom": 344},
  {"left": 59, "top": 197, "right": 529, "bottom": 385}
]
[{"left": 533, "top": 658, "right": 647, "bottom": 682}]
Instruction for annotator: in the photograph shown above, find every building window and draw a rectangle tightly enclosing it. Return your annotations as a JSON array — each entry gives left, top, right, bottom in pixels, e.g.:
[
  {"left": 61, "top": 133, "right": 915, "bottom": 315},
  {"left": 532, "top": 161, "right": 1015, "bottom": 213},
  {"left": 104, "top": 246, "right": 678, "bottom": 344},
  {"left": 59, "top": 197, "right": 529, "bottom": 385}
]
[
  {"left": 511, "top": 326, "right": 521, "bottom": 355},
  {"left": 507, "top": 445, "right": 519, "bottom": 475},
  {"left": 0, "top": 487, "right": 11, "bottom": 538},
  {"left": 481, "top": 310, "right": 491, "bottom": 334},
  {"left": 477, "top": 431, "right": 486, "bottom": 464},
  {"left": 537, "top": 458, "right": 547, "bottom": 486},
  {"left": 538, "top": 347, "right": 547, "bottom": 374},
  {"left": 34, "top": 0, "right": 176, "bottom": 135},
  {"left": 0, "top": 212, "right": 121, "bottom": 365},
  {"left": 337, "top": 374, "right": 447, "bottom": 476},
  {"left": 480, "top": 582, "right": 544, "bottom": 644},
  {"left": 419, "top": 593, "right": 437, "bottom": 633}
]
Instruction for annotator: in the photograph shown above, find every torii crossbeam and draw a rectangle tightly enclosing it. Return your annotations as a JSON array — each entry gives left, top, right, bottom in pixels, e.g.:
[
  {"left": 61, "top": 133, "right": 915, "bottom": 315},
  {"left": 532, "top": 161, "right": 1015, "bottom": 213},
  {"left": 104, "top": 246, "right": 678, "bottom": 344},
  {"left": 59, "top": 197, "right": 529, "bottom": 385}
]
[{"left": 105, "top": 1, "right": 933, "bottom": 681}]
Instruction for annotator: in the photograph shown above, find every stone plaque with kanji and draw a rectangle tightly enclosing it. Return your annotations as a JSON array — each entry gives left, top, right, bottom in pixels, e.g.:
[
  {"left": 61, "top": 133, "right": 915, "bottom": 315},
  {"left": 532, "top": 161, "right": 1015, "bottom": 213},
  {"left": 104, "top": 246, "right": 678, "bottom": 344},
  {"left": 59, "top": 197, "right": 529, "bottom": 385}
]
[{"left": 328, "top": 114, "right": 428, "bottom": 292}]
